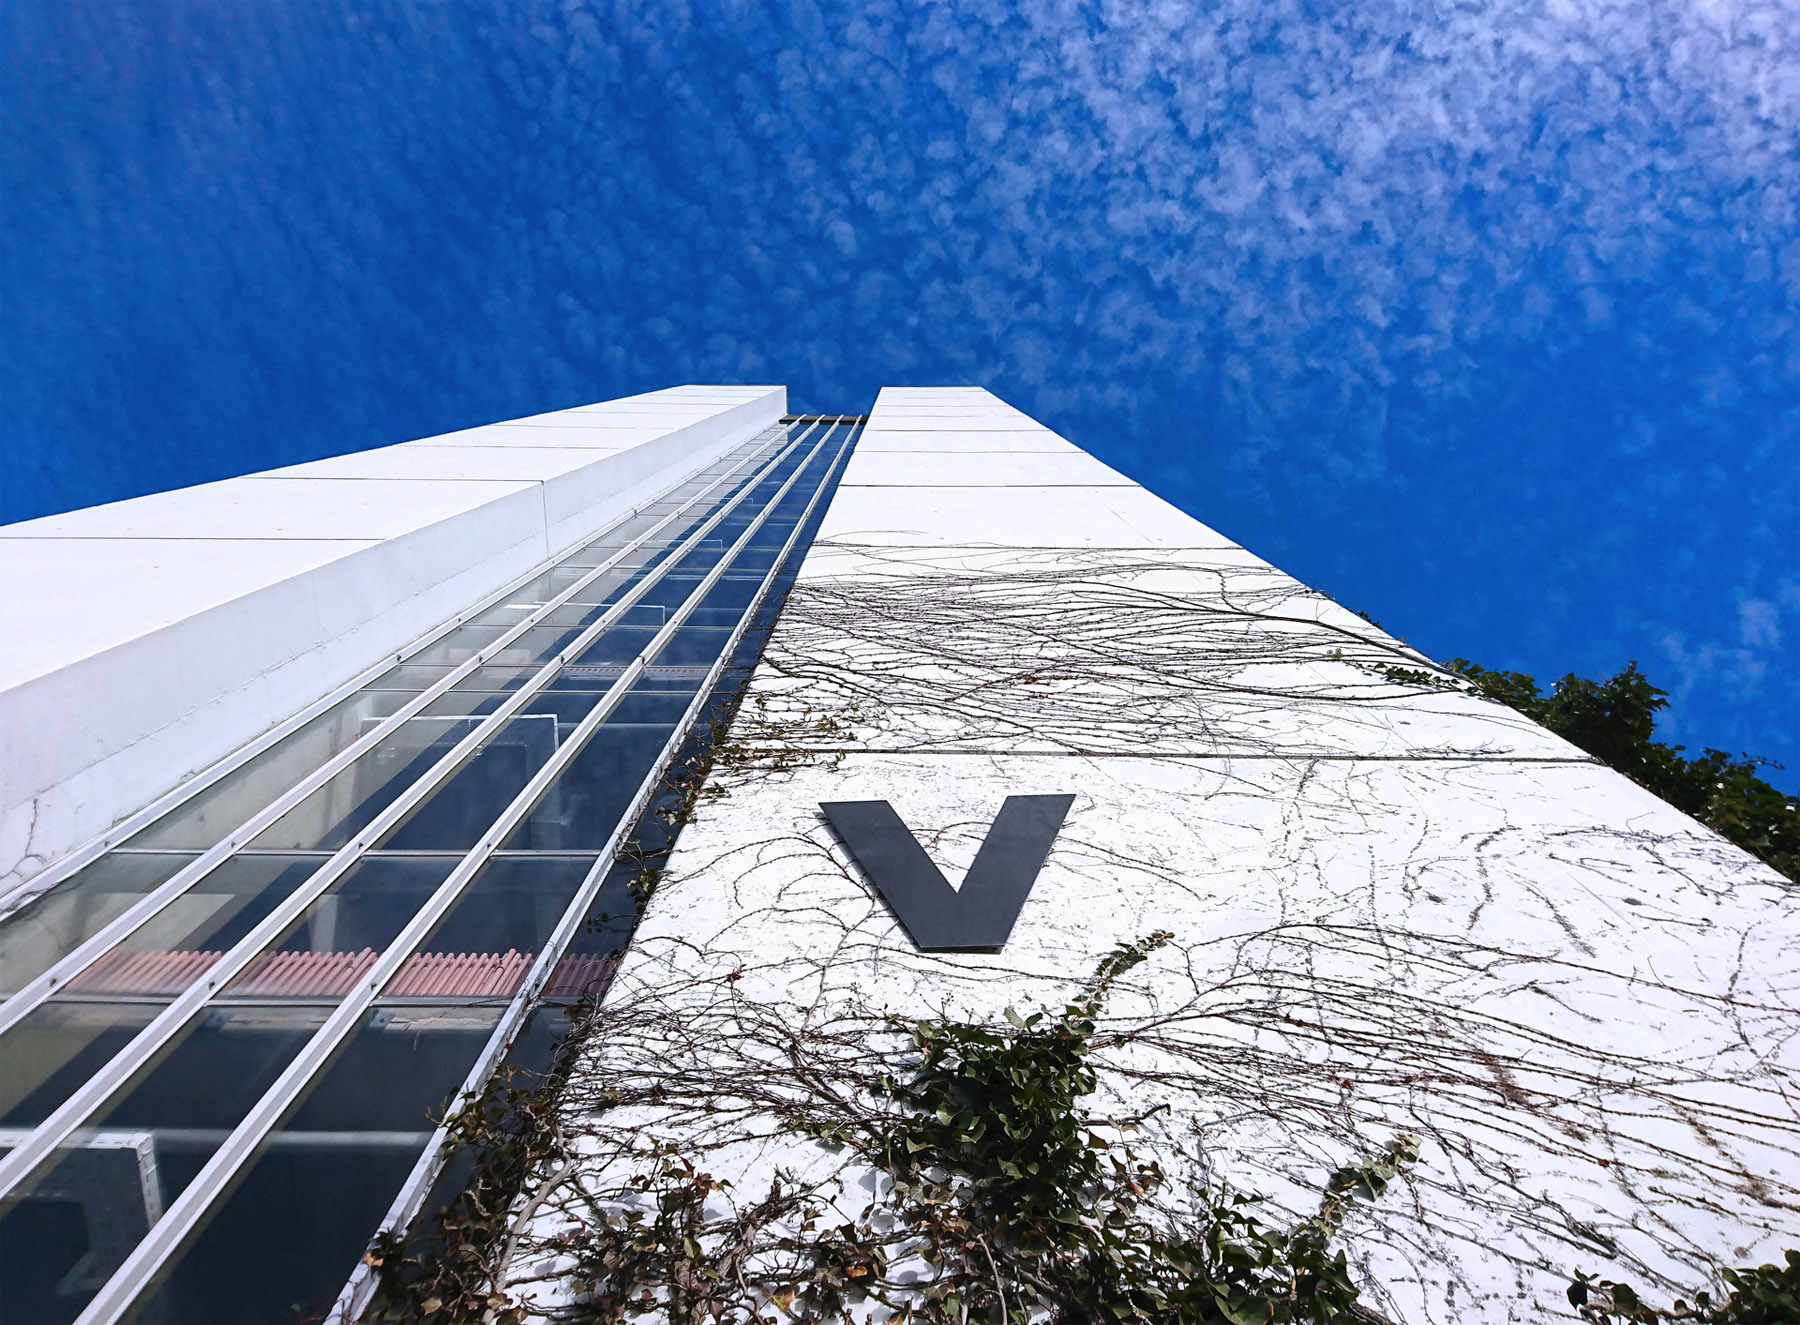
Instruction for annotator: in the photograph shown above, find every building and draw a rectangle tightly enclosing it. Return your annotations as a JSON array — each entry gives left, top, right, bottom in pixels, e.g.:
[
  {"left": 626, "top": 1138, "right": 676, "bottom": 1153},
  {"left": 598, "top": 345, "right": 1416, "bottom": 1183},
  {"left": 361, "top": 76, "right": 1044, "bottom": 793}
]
[{"left": 0, "top": 387, "right": 1793, "bottom": 1324}]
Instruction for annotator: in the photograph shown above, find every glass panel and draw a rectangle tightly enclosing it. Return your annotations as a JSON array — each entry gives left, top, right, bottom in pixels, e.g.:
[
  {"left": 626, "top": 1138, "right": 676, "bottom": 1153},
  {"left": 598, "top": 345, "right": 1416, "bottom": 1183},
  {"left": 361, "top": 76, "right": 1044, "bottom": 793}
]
[
  {"left": 673, "top": 605, "right": 748, "bottom": 629},
  {"left": 132, "top": 1005, "right": 499, "bottom": 1325},
  {"left": 124, "top": 690, "right": 424, "bottom": 852},
  {"left": 602, "top": 691, "right": 696, "bottom": 726},
  {"left": 361, "top": 662, "right": 459, "bottom": 693},
  {"left": 380, "top": 714, "right": 561, "bottom": 852},
  {"left": 538, "top": 598, "right": 671, "bottom": 631},
  {"left": 0, "top": 854, "right": 198, "bottom": 997},
  {"left": 222, "top": 856, "right": 458, "bottom": 996},
  {"left": 512, "top": 689, "right": 623, "bottom": 729},
  {"left": 247, "top": 709, "right": 556, "bottom": 853},
  {"left": 556, "top": 534, "right": 662, "bottom": 568},
  {"left": 571, "top": 625, "right": 661, "bottom": 667},
  {"left": 476, "top": 622, "right": 590, "bottom": 669},
  {"left": 649, "top": 624, "right": 735, "bottom": 672},
  {"left": 388, "top": 1005, "right": 577, "bottom": 1250},
  {"left": 502, "top": 722, "right": 679, "bottom": 851},
  {"left": 547, "top": 663, "right": 642, "bottom": 693},
  {"left": 0, "top": 1000, "right": 161, "bottom": 1128},
  {"left": 63, "top": 855, "right": 331, "bottom": 998},
  {"left": 544, "top": 858, "right": 639, "bottom": 1001},
  {"left": 727, "top": 547, "right": 784, "bottom": 572},
  {"left": 413, "top": 687, "right": 509, "bottom": 721},
  {"left": 620, "top": 663, "right": 708, "bottom": 699},
  {"left": 401, "top": 622, "right": 515, "bottom": 668},
  {"left": 396, "top": 857, "right": 596, "bottom": 997},
  {"left": 693, "top": 573, "right": 767, "bottom": 619},
  {"left": 454, "top": 562, "right": 601, "bottom": 632},
  {"left": 0, "top": 1005, "right": 326, "bottom": 1324},
  {"left": 556, "top": 563, "right": 655, "bottom": 608},
  {"left": 746, "top": 508, "right": 803, "bottom": 538},
  {"left": 426, "top": 664, "right": 540, "bottom": 695}
]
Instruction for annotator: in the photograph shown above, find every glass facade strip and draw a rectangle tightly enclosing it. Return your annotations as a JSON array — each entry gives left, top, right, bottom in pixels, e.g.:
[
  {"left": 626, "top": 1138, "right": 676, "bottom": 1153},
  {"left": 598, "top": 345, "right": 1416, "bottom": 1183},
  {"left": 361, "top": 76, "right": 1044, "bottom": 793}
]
[
  {"left": 0, "top": 429, "right": 807, "bottom": 1205},
  {"left": 0, "top": 416, "right": 862, "bottom": 1324},
  {"left": 81, "top": 421, "right": 859, "bottom": 1325},
  {"left": 325, "top": 420, "right": 863, "bottom": 1323},
  {"left": 0, "top": 424, "right": 802, "bottom": 1044},
  {"left": 0, "top": 420, "right": 829, "bottom": 1214},
  {"left": 0, "top": 1004, "right": 329, "bottom": 1324}
]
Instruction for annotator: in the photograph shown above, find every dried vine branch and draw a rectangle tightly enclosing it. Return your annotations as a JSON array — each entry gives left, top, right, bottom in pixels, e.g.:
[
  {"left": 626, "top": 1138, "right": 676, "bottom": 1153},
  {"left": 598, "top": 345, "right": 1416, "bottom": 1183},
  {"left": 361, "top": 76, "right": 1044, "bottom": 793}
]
[{"left": 388, "top": 543, "right": 1797, "bottom": 1324}]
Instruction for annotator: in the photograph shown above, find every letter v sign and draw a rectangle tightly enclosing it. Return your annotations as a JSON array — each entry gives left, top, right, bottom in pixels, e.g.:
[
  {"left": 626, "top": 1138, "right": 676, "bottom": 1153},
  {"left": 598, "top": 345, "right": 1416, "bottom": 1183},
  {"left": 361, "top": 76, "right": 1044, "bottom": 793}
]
[{"left": 818, "top": 795, "right": 1075, "bottom": 951}]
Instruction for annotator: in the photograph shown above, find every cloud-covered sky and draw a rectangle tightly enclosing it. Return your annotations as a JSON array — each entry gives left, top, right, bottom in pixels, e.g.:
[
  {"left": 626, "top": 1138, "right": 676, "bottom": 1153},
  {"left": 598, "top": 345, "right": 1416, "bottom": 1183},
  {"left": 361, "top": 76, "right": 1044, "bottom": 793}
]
[{"left": 3, "top": 0, "right": 1796, "bottom": 784}]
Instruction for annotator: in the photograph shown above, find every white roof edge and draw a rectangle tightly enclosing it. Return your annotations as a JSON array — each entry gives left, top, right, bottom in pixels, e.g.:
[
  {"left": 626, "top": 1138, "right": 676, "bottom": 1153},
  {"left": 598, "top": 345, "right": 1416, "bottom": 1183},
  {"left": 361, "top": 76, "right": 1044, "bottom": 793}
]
[{"left": 0, "top": 386, "right": 786, "bottom": 894}]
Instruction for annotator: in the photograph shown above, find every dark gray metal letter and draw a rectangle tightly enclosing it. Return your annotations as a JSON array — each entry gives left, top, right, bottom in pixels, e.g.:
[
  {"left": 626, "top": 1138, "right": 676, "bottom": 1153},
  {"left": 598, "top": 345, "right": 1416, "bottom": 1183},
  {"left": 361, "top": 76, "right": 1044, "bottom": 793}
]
[{"left": 818, "top": 795, "right": 1075, "bottom": 951}]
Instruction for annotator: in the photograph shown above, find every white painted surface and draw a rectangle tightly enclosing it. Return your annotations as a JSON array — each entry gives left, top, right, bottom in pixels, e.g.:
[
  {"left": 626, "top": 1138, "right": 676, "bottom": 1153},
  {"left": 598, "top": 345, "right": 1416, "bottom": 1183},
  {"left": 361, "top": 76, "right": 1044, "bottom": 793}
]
[
  {"left": 853, "top": 427, "right": 1083, "bottom": 453},
  {"left": 0, "top": 385, "right": 784, "bottom": 894},
  {"left": 535, "top": 387, "right": 1798, "bottom": 1324},
  {"left": 818, "top": 482, "right": 1237, "bottom": 548},
  {"left": 268, "top": 446, "right": 638, "bottom": 481},
  {"left": 837, "top": 449, "right": 1133, "bottom": 486}
]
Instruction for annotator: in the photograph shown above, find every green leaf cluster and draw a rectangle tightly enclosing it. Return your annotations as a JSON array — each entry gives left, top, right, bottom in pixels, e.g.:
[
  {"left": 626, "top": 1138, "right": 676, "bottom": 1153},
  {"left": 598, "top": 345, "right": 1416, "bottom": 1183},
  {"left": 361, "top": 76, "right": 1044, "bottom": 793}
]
[
  {"left": 1447, "top": 659, "right": 1799, "bottom": 882},
  {"left": 1569, "top": 1248, "right": 1800, "bottom": 1323},
  {"left": 871, "top": 933, "right": 1419, "bottom": 1323}
]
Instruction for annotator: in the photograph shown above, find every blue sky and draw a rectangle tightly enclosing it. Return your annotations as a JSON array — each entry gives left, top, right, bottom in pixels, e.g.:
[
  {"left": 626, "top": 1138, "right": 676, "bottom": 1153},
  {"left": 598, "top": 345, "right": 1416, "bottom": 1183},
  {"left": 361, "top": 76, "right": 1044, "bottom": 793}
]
[{"left": 3, "top": 0, "right": 1796, "bottom": 785}]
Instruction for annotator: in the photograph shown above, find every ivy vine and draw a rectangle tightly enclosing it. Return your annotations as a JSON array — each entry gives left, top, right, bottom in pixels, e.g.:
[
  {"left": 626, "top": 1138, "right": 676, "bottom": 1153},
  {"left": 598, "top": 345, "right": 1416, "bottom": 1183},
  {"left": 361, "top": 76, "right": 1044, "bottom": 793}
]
[
  {"left": 532, "top": 935, "right": 1421, "bottom": 1324},
  {"left": 1568, "top": 1250, "right": 1800, "bottom": 1324}
]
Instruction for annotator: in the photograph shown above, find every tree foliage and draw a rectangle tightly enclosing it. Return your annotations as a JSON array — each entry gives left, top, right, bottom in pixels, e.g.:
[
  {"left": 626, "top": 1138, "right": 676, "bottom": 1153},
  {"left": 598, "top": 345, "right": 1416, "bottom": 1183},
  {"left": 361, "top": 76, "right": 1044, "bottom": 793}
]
[{"left": 1446, "top": 659, "right": 1798, "bottom": 882}]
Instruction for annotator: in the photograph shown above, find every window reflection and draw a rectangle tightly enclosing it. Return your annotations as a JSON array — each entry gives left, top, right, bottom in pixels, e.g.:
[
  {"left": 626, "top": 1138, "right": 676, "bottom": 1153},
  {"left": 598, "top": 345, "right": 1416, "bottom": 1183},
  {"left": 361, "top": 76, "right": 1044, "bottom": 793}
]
[{"left": 128, "top": 1006, "right": 499, "bottom": 1325}]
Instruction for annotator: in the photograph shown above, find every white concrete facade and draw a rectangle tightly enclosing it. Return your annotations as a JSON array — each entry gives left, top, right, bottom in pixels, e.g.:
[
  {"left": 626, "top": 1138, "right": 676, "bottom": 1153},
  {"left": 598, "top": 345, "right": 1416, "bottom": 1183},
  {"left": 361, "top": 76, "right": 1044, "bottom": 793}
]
[
  {"left": 3, "top": 383, "right": 1792, "bottom": 1321},
  {"left": 521, "top": 388, "right": 1798, "bottom": 1323},
  {"left": 0, "top": 386, "right": 784, "bottom": 898}
]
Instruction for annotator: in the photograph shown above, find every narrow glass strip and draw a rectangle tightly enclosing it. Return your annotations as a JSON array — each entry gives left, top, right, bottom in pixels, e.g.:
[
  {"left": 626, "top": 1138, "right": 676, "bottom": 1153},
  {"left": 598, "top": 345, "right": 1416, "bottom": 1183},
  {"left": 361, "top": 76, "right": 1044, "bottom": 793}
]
[
  {"left": 0, "top": 425, "right": 800, "bottom": 1041},
  {"left": 67, "top": 422, "right": 855, "bottom": 1325},
  {"left": 0, "top": 422, "right": 818, "bottom": 1196}
]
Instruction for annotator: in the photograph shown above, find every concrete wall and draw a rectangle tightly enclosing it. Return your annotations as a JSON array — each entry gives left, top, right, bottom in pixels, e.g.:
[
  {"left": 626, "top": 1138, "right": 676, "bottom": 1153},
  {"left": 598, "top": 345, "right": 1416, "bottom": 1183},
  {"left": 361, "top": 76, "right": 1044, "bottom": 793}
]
[
  {"left": 0, "top": 385, "right": 785, "bottom": 894},
  {"left": 518, "top": 387, "right": 1798, "bottom": 1325}
]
